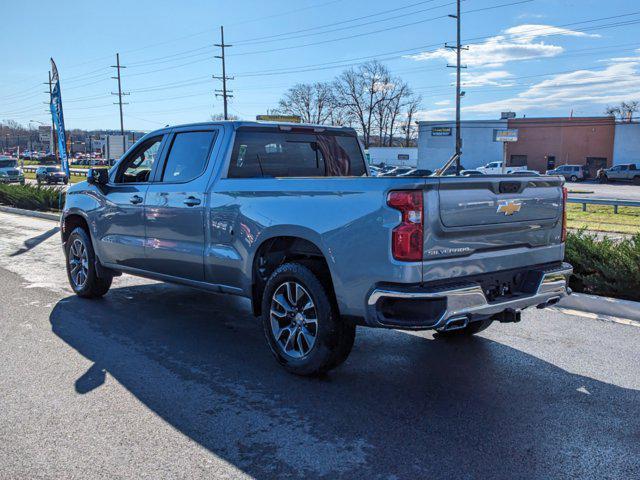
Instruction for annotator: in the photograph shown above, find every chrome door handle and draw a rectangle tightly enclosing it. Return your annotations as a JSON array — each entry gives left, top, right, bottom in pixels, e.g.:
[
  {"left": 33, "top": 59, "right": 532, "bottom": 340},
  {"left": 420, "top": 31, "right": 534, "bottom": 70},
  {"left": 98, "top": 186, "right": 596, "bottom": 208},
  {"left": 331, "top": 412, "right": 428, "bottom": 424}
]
[
  {"left": 130, "top": 195, "right": 143, "bottom": 205},
  {"left": 184, "top": 196, "right": 201, "bottom": 206}
]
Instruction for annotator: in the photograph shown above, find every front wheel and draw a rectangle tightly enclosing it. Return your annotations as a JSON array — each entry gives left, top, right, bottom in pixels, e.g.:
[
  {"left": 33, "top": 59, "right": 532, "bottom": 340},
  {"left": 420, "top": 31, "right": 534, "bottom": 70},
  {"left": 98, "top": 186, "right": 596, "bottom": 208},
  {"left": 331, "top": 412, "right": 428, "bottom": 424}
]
[
  {"left": 261, "top": 262, "right": 355, "bottom": 376},
  {"left": 569, "top": 175, "right": 578, "bottom": 182},
  {"left": 65, "top": 227, "right": 112, "bottom": 298}
]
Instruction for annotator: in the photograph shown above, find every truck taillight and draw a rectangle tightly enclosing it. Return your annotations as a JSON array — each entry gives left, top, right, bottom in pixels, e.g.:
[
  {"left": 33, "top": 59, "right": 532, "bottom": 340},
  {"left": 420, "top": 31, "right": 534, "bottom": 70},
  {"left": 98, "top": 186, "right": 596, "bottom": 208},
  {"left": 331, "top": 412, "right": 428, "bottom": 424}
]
[
  {"left": 561, "top": 186, "right": 568, "bottom": 242},
  {"left": 387, "top": 190, "right": 423, "bottom": 262}
]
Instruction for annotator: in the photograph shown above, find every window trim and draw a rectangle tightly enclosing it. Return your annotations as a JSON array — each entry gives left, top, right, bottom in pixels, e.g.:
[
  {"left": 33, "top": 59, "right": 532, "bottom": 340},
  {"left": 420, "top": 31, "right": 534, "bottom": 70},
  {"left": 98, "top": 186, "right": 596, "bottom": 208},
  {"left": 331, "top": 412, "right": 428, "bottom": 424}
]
[
  {"left": 225, "top": 127, "right": 367, "bottom": 179},
  {"left": 112, "top": 135, "right": 167, "bottom": 185},
  {"left": 156, "top": 129, "right": 218, "bottom": 185}
]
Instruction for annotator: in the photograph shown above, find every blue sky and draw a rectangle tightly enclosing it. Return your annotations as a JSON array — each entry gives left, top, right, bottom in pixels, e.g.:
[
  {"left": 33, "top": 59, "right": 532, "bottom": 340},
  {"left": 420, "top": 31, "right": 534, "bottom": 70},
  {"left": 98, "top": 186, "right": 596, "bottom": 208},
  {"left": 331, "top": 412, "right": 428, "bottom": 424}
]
[{"left": 1, "top": 0, "right": 639, "bottom": 131}]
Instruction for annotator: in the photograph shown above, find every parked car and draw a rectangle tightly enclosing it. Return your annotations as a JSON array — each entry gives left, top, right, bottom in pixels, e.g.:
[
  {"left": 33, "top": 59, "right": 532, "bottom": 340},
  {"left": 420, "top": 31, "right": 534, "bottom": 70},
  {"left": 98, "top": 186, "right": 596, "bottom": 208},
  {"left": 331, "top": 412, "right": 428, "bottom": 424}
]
[
  {"left": 508, "top": 169, "right": 540, "bottom": 176},
  {"left": 61, "top": 121, "right": 572, "bottom": 376},
  {"left": 397, "top": 168, "right": 433, "bottom": 177},
  {"left": 460, "top": 169, "right": 484, "bottom": 176},
  {"left": 0, "top": 157, "right": 25, "bottom": 184},
  {"left": 546, "top": 164, "right": 588, "bottom": 182},
  {"left": 600, "top": 164, "right": 640, "bottom": 184},
  {"left": 381, "top": 166, "right": 414, "bottom": 176},
  {"left": 35, "top": 166, "right": 68, "bottom": 185},
  {"left": 476, "top": 161, "right": 527, "bottom": 175}
]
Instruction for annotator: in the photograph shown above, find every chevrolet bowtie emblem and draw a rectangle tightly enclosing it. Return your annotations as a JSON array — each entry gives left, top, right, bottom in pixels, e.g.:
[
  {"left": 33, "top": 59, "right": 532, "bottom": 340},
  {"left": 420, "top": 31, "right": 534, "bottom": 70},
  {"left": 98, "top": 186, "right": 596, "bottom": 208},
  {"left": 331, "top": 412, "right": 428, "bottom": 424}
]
[{"left": 497, "top": 200, "right": 522, "bottom": 216}]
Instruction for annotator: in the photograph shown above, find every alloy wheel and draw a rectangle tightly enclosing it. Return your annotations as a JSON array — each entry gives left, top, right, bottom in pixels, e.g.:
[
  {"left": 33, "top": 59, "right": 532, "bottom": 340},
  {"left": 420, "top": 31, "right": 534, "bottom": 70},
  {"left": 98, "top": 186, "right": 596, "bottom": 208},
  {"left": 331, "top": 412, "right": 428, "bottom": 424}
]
[
  {"left": 269, "top": 281, "right": 318, "bottom": 359},
  {"left": 69, "top": 238, "right": 89, "bottom": 289}
]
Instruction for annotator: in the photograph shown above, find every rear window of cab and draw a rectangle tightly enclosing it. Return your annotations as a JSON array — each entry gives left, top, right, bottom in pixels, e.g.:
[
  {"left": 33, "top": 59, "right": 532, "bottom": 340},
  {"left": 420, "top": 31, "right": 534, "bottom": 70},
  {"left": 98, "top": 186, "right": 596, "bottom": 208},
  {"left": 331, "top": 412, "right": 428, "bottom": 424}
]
[{"left": 228, "top": 128, "right": 366, "bottom": 178}]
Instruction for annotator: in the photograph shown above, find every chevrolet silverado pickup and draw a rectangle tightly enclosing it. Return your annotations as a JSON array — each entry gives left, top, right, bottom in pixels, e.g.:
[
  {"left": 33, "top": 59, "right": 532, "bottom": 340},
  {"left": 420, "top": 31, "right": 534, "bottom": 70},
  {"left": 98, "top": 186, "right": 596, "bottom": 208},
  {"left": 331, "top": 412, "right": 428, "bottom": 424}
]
[{"left": 61, "top": 121, "right": 572, "bottom": 376}]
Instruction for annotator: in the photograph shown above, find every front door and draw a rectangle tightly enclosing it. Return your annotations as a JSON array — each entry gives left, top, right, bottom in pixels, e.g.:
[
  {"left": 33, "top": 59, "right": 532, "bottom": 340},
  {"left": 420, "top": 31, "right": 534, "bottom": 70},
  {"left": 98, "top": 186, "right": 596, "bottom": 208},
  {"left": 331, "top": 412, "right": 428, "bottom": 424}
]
[
  {"left": 144, "top": 127, "right": 219, "bottom": 281},
  {"left": 95, "top": 135, "right": 166, "bottom": 269}
]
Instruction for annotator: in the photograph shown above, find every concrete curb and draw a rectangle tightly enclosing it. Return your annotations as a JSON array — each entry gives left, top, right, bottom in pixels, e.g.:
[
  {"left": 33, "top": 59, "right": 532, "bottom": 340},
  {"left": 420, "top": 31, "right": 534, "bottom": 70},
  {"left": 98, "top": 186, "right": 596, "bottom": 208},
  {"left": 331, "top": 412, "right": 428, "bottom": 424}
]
[
  {"left": 557, "top": 292, "right": 640, "bottom": 322},
  {"left": 0, "top": 205, "right": 60, "bottom": 222}
]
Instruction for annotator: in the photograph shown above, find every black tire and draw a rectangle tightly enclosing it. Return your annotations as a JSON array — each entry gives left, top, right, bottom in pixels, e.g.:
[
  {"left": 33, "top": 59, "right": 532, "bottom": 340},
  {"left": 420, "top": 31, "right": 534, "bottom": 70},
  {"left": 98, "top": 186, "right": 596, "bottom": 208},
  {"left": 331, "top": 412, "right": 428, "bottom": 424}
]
[
  {"left": 65, "top": 227, "right": 112, "bottom": 298},
  {"left": 261, "top": 262, "right": 355, "bottom": 376},
  {"left": 37, "top": 178, "right": 41, "bottom": 186},
  {"left": 633, "top": 176, "right": 640, "bottom": 185},
  {"left": 64, "top": 179, "right": 69, "bottom": 185},
  {"left": 434, "top": 319, "right": 493, "bottom": 339},
  {"left": 569, "top": 175, "right": 578, "bottom": 182}
]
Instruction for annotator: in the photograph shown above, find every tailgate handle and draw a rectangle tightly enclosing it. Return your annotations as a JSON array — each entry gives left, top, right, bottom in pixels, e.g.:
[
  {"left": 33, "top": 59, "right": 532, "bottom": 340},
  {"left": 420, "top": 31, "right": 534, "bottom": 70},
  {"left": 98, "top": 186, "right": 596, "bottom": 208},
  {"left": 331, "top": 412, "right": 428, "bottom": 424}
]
[{"left": 499, "top": 181, "right": 520, "bottom": 194}]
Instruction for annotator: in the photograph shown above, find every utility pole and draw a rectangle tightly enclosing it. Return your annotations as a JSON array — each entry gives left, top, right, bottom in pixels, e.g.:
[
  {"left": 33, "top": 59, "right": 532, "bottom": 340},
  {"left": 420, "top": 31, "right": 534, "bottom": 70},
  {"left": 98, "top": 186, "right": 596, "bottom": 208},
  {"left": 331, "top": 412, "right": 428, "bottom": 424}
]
[
  {"left": 44, "top": 71, "right": 58, "bottom": 160},
  {"left": 111, "top": 53, "right": 129, "bottom": 153},
  {"left": 213, "top": 26, "right": 233, "bottom": 120},
  {"left": 446, "top": 0, "right": 467, "bottom": 174}
]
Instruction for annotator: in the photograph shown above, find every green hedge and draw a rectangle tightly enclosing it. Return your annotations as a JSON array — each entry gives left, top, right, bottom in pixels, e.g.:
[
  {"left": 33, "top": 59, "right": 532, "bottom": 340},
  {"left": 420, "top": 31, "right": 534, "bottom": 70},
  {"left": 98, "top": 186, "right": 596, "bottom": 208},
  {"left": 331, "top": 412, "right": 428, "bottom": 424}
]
[
  {"left": 566, "top": 231, "right": 640, "bottom": 301},
  {"left": 0, "top": 183, "right": 66, "bottom": 211}
]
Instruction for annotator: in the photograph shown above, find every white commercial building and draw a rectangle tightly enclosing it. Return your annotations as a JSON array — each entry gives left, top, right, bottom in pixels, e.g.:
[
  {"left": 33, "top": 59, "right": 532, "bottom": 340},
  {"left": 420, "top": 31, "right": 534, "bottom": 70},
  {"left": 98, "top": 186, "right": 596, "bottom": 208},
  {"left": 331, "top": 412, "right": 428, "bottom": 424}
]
[
  {"left": 417, "top": 120, "right": 507, "bottom": 171},
  {"left": 366, "top": 147, "right": 418, "bottom": 167}
]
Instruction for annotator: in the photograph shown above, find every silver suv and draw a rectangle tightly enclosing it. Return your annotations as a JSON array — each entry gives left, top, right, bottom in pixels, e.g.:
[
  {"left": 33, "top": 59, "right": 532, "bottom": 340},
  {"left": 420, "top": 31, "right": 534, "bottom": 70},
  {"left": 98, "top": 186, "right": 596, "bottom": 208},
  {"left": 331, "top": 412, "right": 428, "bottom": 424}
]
[{"left": 546, "top": 164, "right": 587, "bottom": 182}]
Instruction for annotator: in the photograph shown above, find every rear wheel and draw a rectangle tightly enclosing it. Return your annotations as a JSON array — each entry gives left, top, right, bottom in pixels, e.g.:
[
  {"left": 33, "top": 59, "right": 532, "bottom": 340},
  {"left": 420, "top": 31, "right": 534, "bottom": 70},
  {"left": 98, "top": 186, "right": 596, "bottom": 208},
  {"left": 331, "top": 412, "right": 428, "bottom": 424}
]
[
  {"left": 434, "top": 319, "right": 493, "bottom": 339},
  {"left": 633, "top": 176, "right": 640, "bottom": 185},
  {"left": 65, "top": 227, "right": 112, "bottom": 298},
  {"left": 569, "top": 175, "right": 578, "bottom": 182},
  {"left": 261, "top": 262, "right": 355, "bottom": 376}
]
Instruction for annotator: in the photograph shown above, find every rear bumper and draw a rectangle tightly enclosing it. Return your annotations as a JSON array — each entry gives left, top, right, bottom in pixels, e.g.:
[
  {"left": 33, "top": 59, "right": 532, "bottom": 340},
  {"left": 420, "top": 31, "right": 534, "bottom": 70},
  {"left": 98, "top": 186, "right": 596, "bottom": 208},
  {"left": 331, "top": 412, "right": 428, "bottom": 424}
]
[{"left": 366, "top": 262, "right": 572, "bottom": 330}]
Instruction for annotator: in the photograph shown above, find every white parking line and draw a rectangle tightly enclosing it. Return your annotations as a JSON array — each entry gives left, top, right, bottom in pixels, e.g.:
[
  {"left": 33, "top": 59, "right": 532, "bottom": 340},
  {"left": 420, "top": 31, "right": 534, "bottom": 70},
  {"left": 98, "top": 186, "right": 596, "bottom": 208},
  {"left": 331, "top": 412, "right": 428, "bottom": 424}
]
[{"left": 549, "top": 306, "right": 640, "bottom": 328}]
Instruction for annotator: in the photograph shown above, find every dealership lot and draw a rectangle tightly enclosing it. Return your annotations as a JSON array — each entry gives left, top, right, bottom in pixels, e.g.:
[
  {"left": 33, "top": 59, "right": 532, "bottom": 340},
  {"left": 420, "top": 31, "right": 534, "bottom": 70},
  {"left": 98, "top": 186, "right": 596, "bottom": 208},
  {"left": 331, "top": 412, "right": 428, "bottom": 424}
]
[{"left": 1, "top": 211, "right": 639, "bottom": 479}]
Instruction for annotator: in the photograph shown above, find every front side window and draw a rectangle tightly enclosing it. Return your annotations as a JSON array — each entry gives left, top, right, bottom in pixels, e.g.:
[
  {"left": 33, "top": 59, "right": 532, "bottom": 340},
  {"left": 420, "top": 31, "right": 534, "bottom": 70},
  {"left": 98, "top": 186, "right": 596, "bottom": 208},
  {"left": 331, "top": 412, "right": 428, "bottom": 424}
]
[
  {"left": 117, "top": 137, "right": 162, "bottom": 183},
  {"left": 228, "top": 129, "right": 366, "bottom": 178},
  {"left": 161, "top": 131, "right": 216, "bottom": 183}
]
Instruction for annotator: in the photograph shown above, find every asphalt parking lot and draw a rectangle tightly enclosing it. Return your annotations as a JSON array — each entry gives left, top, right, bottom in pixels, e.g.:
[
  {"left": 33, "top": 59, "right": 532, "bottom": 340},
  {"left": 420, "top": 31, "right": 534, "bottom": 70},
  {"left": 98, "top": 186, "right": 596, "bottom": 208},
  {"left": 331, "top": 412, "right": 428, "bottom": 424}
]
[
  {"left": 566, "top": 180, "right": 640, "bottom": 201},
  {"left": 1, "top": 211, "right": 639, "bottom": 479}
]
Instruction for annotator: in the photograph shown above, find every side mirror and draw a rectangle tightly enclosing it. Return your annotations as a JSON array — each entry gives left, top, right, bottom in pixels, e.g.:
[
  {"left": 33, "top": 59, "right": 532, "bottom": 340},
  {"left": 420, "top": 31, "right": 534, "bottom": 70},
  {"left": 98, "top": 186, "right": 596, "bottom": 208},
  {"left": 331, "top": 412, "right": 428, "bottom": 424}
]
[{"left": 87, "top": 168, "right": 109, "bottom": 186}]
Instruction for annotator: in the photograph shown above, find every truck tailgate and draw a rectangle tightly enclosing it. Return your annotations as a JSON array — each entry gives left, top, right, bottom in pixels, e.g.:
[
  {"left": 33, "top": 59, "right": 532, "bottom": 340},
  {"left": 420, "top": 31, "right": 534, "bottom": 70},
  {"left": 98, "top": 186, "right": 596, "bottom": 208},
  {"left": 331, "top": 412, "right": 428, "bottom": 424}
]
[{"left": 423, "top": 176, "right": 564, "bottom": 261}]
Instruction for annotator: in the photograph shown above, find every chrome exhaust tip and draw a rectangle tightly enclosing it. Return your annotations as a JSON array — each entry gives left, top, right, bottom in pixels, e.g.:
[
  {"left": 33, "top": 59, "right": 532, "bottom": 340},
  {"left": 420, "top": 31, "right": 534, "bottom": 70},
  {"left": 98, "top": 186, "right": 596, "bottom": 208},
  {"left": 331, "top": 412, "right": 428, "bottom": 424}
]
[{"left": 441, "top": 316, "right": 469, "bottom": 332}]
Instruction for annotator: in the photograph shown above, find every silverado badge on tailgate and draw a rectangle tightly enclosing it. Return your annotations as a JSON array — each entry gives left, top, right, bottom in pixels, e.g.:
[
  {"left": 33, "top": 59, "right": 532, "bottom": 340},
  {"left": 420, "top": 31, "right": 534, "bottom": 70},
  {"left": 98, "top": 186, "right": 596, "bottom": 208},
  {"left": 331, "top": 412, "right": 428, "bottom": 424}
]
[{"left": 496, "top": 200, "right": 522, "bottom": 216}]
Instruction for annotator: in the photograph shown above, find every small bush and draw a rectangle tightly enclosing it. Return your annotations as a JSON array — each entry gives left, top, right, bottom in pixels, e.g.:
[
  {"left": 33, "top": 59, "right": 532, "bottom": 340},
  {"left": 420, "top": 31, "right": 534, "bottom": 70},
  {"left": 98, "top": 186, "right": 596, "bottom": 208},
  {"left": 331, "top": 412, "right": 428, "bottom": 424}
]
[
  {"left": 0, "top": 183, "right": 66, "bottom": 211},
  {"left": 565, "top": 231, "right": 640, "bottom": 301}
]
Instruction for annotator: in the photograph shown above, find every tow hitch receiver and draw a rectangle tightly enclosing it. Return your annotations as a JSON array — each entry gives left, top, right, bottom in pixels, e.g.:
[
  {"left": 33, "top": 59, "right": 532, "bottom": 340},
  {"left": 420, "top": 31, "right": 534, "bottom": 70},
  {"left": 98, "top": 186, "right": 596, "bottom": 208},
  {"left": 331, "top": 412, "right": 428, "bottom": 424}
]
[{"left": 493, "top": 308, "right": 521, "bottom": 323}]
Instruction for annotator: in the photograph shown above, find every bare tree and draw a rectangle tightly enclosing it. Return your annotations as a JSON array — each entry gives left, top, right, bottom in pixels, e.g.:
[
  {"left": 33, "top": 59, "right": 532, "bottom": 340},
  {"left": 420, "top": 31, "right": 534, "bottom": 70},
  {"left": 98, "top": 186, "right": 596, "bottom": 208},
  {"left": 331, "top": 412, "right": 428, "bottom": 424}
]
[
  {"left": 275, "top": 82, "right": 341, "bottom": 124},
  {"left": 401, "top": 96, "right": 421, "bottom": 147},
  {"left": 211, "top": 113, "right": 240, "bottom": 121},
  {"left": 605, "top": 101, "right": 639, "bottom": 122},
  {"left": 333, "top": 61, "right": 394, "bottom": 148}
]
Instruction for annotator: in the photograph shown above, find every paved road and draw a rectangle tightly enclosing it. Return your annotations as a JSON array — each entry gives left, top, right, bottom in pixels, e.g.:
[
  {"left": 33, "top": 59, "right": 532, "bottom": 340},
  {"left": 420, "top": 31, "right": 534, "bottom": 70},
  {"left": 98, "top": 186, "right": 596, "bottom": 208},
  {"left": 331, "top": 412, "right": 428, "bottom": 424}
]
[
  {"left": 0, "top": 212, "right": 639, "bottom": 479},
  {"left": 566, "top": 181, "right": 640, "bottom": 201}
]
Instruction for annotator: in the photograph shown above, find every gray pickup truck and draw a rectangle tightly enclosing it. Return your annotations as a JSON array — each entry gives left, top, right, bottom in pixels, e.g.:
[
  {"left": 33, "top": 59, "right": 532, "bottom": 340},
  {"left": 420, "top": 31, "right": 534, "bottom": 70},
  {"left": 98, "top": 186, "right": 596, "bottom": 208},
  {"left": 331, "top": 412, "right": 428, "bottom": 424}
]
[{"left": 61, "top": 121, "right": 572, "bottom": 375}]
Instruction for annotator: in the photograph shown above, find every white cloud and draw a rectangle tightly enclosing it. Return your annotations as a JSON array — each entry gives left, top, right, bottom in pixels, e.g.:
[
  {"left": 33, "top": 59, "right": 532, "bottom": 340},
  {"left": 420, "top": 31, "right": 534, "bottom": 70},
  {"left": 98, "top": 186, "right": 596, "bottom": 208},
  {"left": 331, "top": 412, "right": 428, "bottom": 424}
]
[
  {"left": 433, "top": 100, "right": 451, "bottom": 106},
  {"left": 406, "top": 24, "right": 600, "bottom": 68},
  {"left": 415, "top": 59, "right": 640, "bottom": 120},
  {"left": 460, "top": 70, "right": 514, "bottom": 87},
  {"left": 504, "top": 24, "right": 601, "bottom": 43}
]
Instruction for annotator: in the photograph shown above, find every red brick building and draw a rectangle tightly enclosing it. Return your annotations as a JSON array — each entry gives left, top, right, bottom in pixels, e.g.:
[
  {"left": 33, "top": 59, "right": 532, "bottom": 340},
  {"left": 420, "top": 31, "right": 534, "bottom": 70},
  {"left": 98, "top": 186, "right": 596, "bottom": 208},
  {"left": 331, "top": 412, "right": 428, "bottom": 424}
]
[{"left": 505, "top": 117, "right": 615, "bottom": 175}]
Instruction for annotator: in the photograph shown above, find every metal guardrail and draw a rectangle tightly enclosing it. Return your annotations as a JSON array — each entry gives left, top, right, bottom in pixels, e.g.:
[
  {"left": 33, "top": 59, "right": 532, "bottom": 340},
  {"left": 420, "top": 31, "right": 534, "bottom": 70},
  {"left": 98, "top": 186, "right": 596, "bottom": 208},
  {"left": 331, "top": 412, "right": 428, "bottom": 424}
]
[
  {"left": 567, "top": 197, "right": 640, "bottom": 214},
  {"left": 22, "top": 165, "right": 88, "bottom": 177}
]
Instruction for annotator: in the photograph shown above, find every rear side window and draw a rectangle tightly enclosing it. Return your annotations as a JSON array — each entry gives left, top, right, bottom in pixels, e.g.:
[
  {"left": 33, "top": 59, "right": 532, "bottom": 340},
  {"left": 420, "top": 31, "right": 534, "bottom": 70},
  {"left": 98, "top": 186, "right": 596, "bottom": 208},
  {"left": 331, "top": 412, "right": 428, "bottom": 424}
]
[
  {"left": 161, "top": 131, "right": 216, "bottom": 183},
  {"left": 228, "top": 129, "right": 366, "bottom": 178}
]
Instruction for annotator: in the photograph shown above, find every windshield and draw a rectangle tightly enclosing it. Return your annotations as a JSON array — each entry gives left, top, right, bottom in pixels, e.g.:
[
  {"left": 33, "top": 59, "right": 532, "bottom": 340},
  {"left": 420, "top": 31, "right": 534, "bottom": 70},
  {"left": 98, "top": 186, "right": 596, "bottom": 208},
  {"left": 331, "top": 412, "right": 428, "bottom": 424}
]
[
  {"left": 0, "top": 159, "right": 18, "bottom": 168},
  {"left": 46, "top": 167, "right": 61, "bottom": 172}
]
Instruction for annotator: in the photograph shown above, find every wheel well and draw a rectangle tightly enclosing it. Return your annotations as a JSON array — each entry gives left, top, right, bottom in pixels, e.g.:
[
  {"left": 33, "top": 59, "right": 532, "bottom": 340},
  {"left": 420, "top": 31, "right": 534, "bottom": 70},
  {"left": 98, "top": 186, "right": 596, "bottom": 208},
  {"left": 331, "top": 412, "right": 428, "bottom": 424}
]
[
  {"left": 62, "top": 214, "right": 89, "bottom": 244},
  {"left": 252, "top": 236, "right": 335, "bottom": 317}
]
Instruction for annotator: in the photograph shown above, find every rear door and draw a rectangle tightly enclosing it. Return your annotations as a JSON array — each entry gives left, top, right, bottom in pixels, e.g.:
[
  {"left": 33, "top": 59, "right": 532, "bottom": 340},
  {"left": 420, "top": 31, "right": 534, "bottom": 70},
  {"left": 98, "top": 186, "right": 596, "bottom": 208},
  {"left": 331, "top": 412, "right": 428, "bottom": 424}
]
[
  {"left": 424, "top": 176, "right": 563, "bottom": 260},
  {"left": 143, "top": 126, "right": 220, "bottom": 281}
]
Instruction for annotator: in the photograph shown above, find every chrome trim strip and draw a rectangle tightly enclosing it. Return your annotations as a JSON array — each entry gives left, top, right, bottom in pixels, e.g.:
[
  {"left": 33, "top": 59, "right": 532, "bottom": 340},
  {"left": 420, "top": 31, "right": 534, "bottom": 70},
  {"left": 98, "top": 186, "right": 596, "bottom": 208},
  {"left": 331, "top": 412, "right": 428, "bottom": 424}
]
[{"left": 368, "top": 264, "right": 573, "bottom": 329}]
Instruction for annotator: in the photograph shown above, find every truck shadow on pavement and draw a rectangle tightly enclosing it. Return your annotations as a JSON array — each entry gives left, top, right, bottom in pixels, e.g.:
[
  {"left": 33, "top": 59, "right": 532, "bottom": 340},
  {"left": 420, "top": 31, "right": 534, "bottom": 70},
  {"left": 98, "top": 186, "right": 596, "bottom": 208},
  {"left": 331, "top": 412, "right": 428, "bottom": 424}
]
[{"left": 49, "top": 283, "right": 640, "bottom": 480}]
